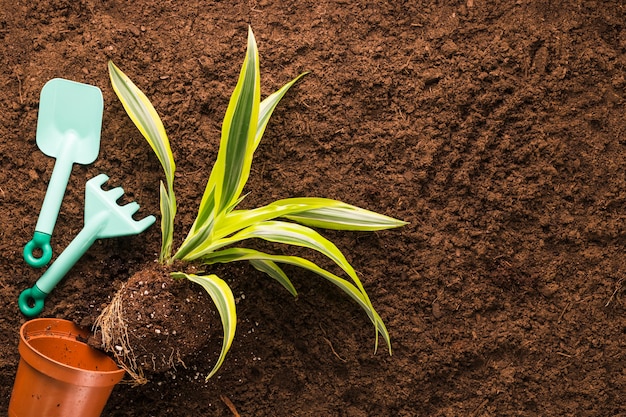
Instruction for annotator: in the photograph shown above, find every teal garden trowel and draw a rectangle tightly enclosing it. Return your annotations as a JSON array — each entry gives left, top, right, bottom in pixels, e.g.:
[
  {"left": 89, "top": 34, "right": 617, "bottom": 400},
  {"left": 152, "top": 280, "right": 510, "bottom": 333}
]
[
  {"left": 19, "top": 174, "right": 156, "bottom": 317},
  {"left": 23, "top": 78, "right": 103, "bottom": 267}
]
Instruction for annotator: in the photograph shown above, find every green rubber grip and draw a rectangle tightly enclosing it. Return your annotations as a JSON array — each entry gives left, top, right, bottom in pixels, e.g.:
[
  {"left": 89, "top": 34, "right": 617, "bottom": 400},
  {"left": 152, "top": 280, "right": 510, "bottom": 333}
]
[
  {"left": 23, "top": 232, "right": 53, "bottom": 268},
  {"left": 18, "top": 285, "right": 48, "bottom": 317}
]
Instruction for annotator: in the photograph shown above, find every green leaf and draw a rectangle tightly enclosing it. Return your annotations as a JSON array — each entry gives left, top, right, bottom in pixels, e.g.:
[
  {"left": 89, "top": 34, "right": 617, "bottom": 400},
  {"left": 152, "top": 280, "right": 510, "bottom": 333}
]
[
  {"left": 178, "top": 28, "right": 264, "bottom": 258},
  {"left": 177, "top": 39, "right": 309, "bottom": 261},
  {"left": 109, "top": 60, "right": 176, "bottom": 261},
  {"left": 211, "top": 200, "right": 330, "bottom": 242},
  {"left": 249, "top": 259, "right": 298, "bottom": 297},
  {"left": 189, "top": 185, "right": 216, "bottom": 236},
  {"left": 183, "top": 220, "right": 379, "bottom": 343},
  {"left": 159, "top": 182, "right": 174, "bottom": 263},
  {"left": 202, "top": 248, "right": 391, "bottom": 354},
  {"left": 282, "top": 199, "right": 408, "bottom": 231},
  {"left": 173, "top": 272, "right": 237, "bottom": 380},
  {"left": 255, "top": 72, "right": 308, "bottom": 151},
  {"left": 179, "top": 194, "right": 406, "bottom": 272},
  {"left": 202, "top": 221, "right": 363, "bottom": 282},
  {"left": 212, "top": 27, "right": 260, "bottom": 217},
  {"left": 108, "top": 61, "right": 176, "bottom": 185},
  {"left": 208, "top": 198, "right": 403, "bottom": 245},
  {"left": 175, "top": 217, "right": 215, "bottom": 261},
  {"left": 182, "top": 199, "right": 331, "bottom": 257}
]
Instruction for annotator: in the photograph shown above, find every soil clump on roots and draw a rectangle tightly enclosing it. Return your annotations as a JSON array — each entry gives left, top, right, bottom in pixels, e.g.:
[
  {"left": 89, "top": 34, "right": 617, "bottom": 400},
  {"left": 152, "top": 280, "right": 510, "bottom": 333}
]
[{"left": 91, "top": 263, "right": 220, "bottom": 383}]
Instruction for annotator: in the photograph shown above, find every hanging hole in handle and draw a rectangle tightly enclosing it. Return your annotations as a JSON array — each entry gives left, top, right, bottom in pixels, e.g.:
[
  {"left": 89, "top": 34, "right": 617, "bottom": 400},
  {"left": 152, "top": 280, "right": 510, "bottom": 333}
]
[
  {"left": 18, "top": 288, "right": 46, "bottom": 317},
  {"left": 24, "top": 232, "right": 53, "bottom": 268}
]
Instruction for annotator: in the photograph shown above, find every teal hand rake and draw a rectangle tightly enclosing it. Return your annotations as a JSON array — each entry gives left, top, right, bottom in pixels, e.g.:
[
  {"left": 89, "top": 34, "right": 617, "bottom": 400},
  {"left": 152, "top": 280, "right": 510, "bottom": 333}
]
[
  {"left": 19, "top": 174, "right": 156, "bottom": 317},
  {"left": 24, "top": 78, "right": 103, "bottom": 268}
]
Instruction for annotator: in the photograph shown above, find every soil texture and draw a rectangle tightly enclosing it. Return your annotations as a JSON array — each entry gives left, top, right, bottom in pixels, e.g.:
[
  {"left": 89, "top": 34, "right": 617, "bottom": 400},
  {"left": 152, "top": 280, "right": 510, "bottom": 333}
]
[{"left": 1, "top": 0, "right": 626, "bottom": 416}]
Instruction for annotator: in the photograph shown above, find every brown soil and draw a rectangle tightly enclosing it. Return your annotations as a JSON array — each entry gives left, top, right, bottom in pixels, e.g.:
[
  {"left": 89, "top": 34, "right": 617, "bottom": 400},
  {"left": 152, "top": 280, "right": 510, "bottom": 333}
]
[
  {"left": 1, "top": 0, "right": 625, "bottom": 416},
  {"left": 91, "top": 263, "right": 220, "bottom": 380}
]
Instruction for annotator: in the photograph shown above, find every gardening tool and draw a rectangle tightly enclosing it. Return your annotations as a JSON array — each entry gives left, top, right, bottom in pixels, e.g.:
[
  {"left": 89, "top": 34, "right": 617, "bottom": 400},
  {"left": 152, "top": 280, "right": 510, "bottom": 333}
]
[
  {"left": 19, "top": 174, "right": 156, "bottom": 317},
  {"left": 23, "top": 78, "right": 104, "bottom": 268}
]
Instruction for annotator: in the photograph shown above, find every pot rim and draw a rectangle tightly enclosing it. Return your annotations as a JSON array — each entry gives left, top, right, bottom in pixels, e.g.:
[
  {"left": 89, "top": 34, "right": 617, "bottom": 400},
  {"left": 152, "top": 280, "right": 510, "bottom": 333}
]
[{"left": 19, "top": 318, "right": 125, "bottom": 387}]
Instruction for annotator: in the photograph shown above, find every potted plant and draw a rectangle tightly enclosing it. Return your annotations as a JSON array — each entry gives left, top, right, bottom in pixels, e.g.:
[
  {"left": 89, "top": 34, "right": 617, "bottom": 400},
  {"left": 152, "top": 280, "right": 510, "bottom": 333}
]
[{"left": 92, "top": 27, "right": 406, "bottom": 383}]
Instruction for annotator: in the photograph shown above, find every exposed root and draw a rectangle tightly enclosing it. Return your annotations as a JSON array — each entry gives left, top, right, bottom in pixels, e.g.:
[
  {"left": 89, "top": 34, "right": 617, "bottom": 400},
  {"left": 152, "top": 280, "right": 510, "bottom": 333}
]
[
  {"left": 93, "top": 283, "right": 147, "bottom": 385},
  {"left": 176, "top": 349, "right": 187, "bottom": 369}
]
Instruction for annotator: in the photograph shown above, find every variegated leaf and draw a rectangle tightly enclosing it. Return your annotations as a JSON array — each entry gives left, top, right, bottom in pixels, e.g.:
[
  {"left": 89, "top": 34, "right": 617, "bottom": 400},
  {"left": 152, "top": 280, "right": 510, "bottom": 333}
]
[{"left": 174, "top": 273, "right": 237, "bottom": 380}]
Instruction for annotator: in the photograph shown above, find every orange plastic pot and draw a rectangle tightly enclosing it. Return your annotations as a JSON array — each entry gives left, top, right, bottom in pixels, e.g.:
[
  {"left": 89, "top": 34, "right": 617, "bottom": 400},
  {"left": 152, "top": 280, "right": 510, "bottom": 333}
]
[{"left": 9, "top": 318, "right": 125, "bottom": 417}]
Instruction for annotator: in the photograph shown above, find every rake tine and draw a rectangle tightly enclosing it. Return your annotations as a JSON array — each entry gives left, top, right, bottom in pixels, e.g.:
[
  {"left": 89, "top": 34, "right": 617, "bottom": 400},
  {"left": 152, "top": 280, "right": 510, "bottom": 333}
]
[
  {"left": 133, "top": 215, "right": 157, "bottom": 233},
  {"left": 106, "top": 186, "right": 126, "bottom": 201},
  {"left": 90, "top": 173, "right": 110, "bottom": 187},
  {"left": 121, "top": 201, "right": 140, "bottom": 216}
]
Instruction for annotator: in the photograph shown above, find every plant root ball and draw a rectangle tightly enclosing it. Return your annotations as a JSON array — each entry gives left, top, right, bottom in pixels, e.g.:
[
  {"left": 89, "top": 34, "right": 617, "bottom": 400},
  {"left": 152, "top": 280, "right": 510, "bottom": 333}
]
[{"left": 90, "top": 263, "right": 220, "bottom": 383}]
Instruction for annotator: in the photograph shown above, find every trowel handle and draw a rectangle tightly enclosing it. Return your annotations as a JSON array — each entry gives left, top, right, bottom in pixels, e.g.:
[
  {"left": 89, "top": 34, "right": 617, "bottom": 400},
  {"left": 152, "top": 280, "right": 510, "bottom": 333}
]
[
  {"left": 19, "top": 214, "right": 106, "bottom": 317},
  {"left": 23, "top": 152, "right": 74, "bottom": 267}
]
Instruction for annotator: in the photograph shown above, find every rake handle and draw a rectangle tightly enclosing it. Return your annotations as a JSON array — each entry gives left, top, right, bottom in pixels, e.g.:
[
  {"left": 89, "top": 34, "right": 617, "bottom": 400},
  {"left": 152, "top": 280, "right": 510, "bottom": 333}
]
[{"left": 19, "top": 212, "right": 108, "bottom": 317}]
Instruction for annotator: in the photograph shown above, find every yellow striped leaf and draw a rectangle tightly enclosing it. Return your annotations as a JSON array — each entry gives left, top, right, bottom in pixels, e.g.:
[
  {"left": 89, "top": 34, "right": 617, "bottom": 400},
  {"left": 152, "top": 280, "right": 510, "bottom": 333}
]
[
  {"left": 202, "top": 247, "right": 391, "bottom": 354},
  {"left": 174, "top": 272, "right": 237, "bottom": 380},
  {"left": 109, "top": 61, "right": 176, "bottom": 261}
]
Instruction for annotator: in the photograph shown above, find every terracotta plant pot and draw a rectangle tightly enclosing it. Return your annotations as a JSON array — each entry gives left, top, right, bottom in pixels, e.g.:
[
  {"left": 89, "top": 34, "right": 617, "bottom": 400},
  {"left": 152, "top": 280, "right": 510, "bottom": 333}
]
[{"left": 9, "top": 318, "right": 125, "bottom": 417}]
